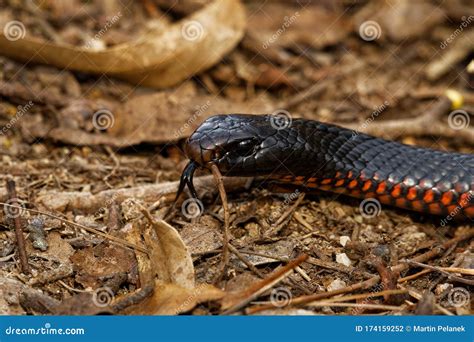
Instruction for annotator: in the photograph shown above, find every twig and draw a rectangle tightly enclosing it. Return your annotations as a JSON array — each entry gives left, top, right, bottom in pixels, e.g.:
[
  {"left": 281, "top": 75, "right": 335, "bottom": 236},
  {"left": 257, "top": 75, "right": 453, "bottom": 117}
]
[
  {"left": 6, "top": 180, "right": 30, "bottom": 274},
  {"left": 311, "top": 289, "right": 407, "bottom": 304},
  {"left": 341, "top": 95, "right": 474, "bottom": 144},
  {"left": 398, "top": 269, "right": 432, "bottom": 283},
  {"left": 0, "top": 203, "right": 148, "bottom": 254},
  {"left": 111, "top": 284, "right": 155, "bottom": 313},
  {"left": 0, "top": 253, "right": 15, "bottom": 262},
  {"left": 369, "top": 257, "right": 398, "bottom": 303},
  {"left": 401, "top": 285, "right": 454, "bottom": 316},
  {"left": 271, "top": 192, "right": 305, "bottom": 228},
  {"left": 221, "top": 254, "right": 308, "bottom": 314},
  {"left": 305, "top": 302, "right": 405, "bottom": 311},
  {"left": 246, "top": 230, "right": 474, "bottom": 314},
  {"left": 228, "top": 244, "right": 264, "bottom": 278},
  {"left": 403, "top": 260, "right": 474, "bottom": 285},
  {"left": 35, "top": 175, "right": 252, "bottom": 213},
  {"left": 211, "top": 164, "right": 230, "bottom": 285},
  {"left": 429, "top": 242, "right": 473, "bottom": 290}
]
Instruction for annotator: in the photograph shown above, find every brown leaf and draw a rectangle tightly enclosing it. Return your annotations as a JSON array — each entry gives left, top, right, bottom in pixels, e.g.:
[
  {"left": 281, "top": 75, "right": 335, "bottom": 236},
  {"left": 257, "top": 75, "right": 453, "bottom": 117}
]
[
  {"left": 181, "top": 216, "right": 223, "bottom": 255},
  {"left": 26, "top": 231, "right": 74, "bottom": 264},
  {"left": 143, "top": 218, "right": 195, "bottom": 289},
  {"left": 121, "top": 281, "right": 224, "bottom": 315},
  {"left": 0, "top": 0, "right": 246, "bottom": 89},
  {"left": 22, "top": 83, "right": 272, "bottom": 147},
  {"left": 70, "top": 244, "right": 136, "bottom": 289},
  {"left": 0, "top": 277, "right": 27, "bottom": 315},
  {"left": 52, "top": 293, "right": 114, "bottom": 315},
  {"left": 120, "top": 218, "right": 223, "bottom": 315}
]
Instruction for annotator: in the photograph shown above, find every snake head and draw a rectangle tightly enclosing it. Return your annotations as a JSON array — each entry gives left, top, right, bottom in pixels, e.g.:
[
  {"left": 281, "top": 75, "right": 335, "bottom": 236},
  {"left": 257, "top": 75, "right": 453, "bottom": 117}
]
[{"left": 184, "top": 114, "right": 276, "bottom": 176}]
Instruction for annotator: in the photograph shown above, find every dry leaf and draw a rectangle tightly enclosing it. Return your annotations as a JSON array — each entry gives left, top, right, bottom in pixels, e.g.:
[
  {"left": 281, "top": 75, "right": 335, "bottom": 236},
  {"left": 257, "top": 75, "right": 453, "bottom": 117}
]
[
  {"left": 0, "top": 277, "right": 27, "bottom": 315},
  {"left": 181, "top": 216, "right": 223, "bottom": 255},
  {"left": 70, "top": 244, "right": 136, "bottom": 289},
  {"left": 144, "top": 219, "right": 195, "bottom": 289},
  {"left": 121, "top": 281, "right": 224, "bottom": 315},
  {"left": 120, "top": 218, "right": 223, "bottom": 315},
  {"left": 0, "top": 0, "right": 246, "bottom": 88},
  {"left": 21, "top": 83, "right": 272, "bottom": 147}
]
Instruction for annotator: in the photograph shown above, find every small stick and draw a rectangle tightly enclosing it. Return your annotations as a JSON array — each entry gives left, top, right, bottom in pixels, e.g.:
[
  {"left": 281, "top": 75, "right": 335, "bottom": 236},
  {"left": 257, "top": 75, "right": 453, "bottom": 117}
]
[
  {"left": 271, "top": 193, "right": 305, "bottom": 228},
  {"left": 211, "top": 164, "right": 230, "bottom": 285},
  {"left": 311, "top": 289, "right": 407, "bottom": 304},
  {"left": 0, "top": 203, "right": 148, "bottom": 254},
  {"left": 403, "top": 260, "right": 474, "bottom": 285},
  {"left": 398, "top": 269, "right": 432, "bottom": 283},
  {"left": 221, "top": 254, "right": 308, "bottom": 314},
  {"left": 370, "top": 257, "right": 398, "bottom": 303},
  {"left": 246, "top": 230, "right": 474, "bottom": 314},
  {"left": 400, "top": 285, "right": 454, "bottom": 316},
  {"left": 228, "top": 244, "right": 264, "bottom": 278},
  {"left": 6, "top": 179, "right": 30, "bottom": 274},
  {"left": 305, "top": 302, "right": 404, "bottom": 312}
]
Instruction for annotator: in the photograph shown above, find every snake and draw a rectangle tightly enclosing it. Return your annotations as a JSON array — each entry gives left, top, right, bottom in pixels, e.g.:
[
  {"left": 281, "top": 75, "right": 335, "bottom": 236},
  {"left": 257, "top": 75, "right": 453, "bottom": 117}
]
[{"left": 175, "top": 114, "right": 474, "bottom": 220}]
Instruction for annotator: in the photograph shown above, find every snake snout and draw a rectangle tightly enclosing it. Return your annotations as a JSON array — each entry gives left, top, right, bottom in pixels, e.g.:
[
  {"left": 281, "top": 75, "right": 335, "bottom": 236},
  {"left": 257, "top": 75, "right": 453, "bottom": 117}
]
[{"left": 184, "top": 134, "right": 215, "bottom": 167}]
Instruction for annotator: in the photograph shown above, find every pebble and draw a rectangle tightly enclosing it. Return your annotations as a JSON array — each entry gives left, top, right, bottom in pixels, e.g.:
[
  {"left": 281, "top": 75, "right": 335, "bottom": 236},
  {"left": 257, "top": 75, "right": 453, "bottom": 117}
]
[{"left": 336, "top": 252, "right": 352, "bottom": 266}]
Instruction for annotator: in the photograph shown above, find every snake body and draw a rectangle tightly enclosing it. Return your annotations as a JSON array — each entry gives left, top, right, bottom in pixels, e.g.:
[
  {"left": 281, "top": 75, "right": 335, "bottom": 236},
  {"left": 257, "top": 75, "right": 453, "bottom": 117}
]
[{"left": 178, "top": 114, "right": 474, "bottom": 219}]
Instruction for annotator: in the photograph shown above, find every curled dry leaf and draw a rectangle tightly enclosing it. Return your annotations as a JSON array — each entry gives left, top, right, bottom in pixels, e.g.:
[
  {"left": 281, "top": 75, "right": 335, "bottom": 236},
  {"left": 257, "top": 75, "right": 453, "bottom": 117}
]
[
  {"left": 120, "top": 218, "right": 224, "bottom": 315},
  {"left": 144, "top": 218, "right": 195, "bottom": 289},
  {"left": 0, "top": 0, "right": 246, "bottom": 89}
]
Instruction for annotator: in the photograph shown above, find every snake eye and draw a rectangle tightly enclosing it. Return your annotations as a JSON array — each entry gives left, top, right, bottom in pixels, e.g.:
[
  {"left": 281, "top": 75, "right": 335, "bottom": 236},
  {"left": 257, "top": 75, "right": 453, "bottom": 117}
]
[{"left": 226, "top": 138, "right": 258, "bottom": 157}]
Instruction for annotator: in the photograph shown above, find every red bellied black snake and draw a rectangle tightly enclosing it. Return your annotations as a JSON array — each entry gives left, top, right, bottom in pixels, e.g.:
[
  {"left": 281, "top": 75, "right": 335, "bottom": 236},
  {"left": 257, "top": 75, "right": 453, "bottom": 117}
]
[{"left": 175, "top": 114, "right": 474, "bottom": 220}]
